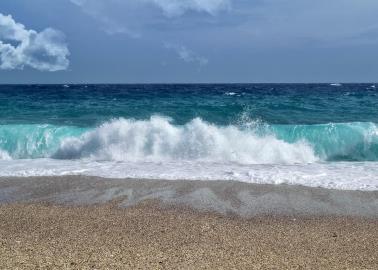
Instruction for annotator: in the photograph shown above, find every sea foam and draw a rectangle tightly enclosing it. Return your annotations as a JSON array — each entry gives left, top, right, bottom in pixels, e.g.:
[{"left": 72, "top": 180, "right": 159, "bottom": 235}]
[
  {"left": 0, "top": 117, "right": 378, "bottom": 190},
  {"left": 0, "top": 149, "right": 11, "bottom": 160},
  {"left": 53, "top": 116, "right": 318, "bottom": 164},
  {"left": 1, "top": 117, "right": 378, "bottom": 163},
  {"left": 0, "top": 158, "right": 377, "bottom": 190}
]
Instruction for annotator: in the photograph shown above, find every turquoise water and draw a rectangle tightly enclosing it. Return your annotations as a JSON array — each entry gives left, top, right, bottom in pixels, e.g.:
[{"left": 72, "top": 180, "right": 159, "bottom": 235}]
[
  {"left": 0, "top": 121, "right": 377, "bottom": 162},
  {"left": 0, "top": 84, "right": 377, "bottom": 162},
  {"left": 0, "top": 84, "right": 377, "bottom": 190}
]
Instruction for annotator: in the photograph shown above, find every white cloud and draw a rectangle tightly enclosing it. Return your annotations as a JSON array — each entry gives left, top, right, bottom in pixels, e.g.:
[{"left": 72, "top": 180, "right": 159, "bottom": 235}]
[
  {"left": 165, "top": 43, "right": 208, "bottom": 67},
  {"left": 0, "top": 13, "right": 69, "bottom": 71}
]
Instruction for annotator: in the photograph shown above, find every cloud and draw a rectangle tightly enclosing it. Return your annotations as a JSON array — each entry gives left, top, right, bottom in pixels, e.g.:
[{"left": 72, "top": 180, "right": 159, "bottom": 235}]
[
  {"left": 69, "top": 0, "right": 86, "bottom": 5},
  {"left": 95, "top": 14, "right": 141, "bottom": 38},
  {"left": 69, "top": 0, "right": 140, "bottom": 37},
  {"left": 165, "top": 43, "right": 208, "bottom": 67},
  {"left": 233, "top": 0, "right": 378, "bottom": 47},
  {"left": 148, "top": 0, "right": 231, "bottom": 17},
  {"left": 71, "top": 0, "right": 231, "bottom": 17},
  {"left": 0, "top": 13, "right": 69, "bottom": 71},
  {"left": 69, "top": 0, "right": 231, "bottom": 37}
]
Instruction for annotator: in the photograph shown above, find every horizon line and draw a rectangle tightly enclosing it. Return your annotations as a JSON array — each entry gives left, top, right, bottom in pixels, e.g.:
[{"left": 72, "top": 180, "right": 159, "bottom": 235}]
[{"left": 0, "top": 82, "right": 377, "bottom": 85}]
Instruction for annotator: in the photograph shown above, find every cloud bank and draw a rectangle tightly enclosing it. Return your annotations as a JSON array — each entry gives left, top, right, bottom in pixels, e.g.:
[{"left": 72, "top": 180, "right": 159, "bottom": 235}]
[
  {"left": 0, "top": 13, "right": 69, "bottom": 71},
  {"left": 69, "top": 0, "right": 231, "bottom": 38}
]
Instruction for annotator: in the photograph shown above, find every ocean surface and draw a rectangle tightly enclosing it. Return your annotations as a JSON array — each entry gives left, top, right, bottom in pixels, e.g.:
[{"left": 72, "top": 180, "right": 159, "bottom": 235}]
[{"left": 0, "top": 84, "right": 377, "bottom": 190}]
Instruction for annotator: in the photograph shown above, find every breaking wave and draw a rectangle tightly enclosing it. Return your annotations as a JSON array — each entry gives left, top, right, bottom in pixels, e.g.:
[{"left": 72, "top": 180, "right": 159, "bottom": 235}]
[
  {"left": 53, "top": 117, "right": 317, "bottom": 164},
  {"left": 0, "top": 117, "right": 377, "bottom": 164}
]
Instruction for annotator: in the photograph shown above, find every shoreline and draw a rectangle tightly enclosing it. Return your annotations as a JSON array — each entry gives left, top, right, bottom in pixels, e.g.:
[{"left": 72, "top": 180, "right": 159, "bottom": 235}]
[
  {"left": 0, "top": 176, "right": 377, "bottom": 217},
  {"left": 0, "top": 176, "right": 377, "bottom": 269}
]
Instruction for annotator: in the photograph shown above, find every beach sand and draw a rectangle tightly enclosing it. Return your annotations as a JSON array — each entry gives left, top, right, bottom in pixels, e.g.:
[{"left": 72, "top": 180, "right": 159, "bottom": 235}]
[{"left": 0, "top": 176, "right": 377, "bottom": 269}]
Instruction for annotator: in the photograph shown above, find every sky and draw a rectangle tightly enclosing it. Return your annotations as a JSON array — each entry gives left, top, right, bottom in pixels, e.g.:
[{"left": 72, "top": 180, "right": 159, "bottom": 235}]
[{"left": 0, "top": 0, "right": 378, "bottom": 83}]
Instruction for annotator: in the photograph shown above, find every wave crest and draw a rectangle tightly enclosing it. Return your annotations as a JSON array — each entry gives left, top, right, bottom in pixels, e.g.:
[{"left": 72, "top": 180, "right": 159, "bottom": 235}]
[
  {"left": 53, "top": 117, "right": 318, "bottom": 164},
  {"left": 1, "top": 118, "right": 377, "bottom": 164}
]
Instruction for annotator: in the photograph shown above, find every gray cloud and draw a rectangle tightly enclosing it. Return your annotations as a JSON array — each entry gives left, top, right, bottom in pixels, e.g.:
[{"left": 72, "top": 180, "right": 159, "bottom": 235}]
[
  {"left": 148, "top": 0, "right": 231, "bottom": 17},
  {"left": 69, "top": 0, "right": 231, "bottom": 37},
  {"left": 69, "top": 0, "right": 141, "bottom": 37},
  {"left": 0, "top": 13, "right": 69, "bottom": 71},
  {"left": 233, "top": 0, "right": 378, "bottom": 47},
  {"left": 71, "top": 0, "right": 231, "bottom": 17},
  {"left": 69, "top": 0, "right": 378, "bottom": 47}
]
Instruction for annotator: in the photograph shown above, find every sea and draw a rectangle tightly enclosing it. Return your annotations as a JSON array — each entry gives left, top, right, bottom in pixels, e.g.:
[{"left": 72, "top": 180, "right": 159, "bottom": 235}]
[{"left": 0, "top": 83, "right": 377, "bottom": 191}]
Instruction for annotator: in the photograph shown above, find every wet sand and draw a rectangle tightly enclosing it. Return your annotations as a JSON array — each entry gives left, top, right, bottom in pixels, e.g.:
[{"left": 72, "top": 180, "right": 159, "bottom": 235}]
[{"left": 0, "top": 176, "right": 377, "bottom": 269}]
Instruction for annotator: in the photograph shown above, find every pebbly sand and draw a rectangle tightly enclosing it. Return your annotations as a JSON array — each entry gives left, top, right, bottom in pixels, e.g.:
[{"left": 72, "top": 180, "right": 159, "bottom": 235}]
[{"left": 0, "top": 176, "right": 377, "bottom": 269}]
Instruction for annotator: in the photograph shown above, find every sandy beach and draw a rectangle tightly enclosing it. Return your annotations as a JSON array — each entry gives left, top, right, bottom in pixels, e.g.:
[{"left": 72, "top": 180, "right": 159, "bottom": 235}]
[{"left": 0, "top": 176, "right": 377, "bottom": 269}]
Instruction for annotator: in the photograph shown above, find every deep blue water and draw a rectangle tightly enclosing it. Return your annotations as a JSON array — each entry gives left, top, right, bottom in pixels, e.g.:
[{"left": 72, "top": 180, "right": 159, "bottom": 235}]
[{"left": 0, "top": 84, "right": 377, "bottom": 126}]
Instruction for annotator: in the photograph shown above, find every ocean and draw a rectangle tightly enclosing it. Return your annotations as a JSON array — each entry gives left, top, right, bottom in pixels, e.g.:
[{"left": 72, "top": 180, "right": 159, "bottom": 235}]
[{"left": 0, "top": 83, "right": 377, "bottom": 190}]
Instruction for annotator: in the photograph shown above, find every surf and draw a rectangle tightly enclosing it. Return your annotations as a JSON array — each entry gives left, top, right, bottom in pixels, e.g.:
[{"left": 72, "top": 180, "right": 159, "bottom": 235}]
[{"left": 0, "top": 116, "right": 377, "bottom": 164}]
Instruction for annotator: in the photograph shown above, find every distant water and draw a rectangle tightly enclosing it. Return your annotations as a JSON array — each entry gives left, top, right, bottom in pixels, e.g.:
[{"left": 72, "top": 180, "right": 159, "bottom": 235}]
[{"left": 0, "top": 84, "right": 377, "bottom": 190}]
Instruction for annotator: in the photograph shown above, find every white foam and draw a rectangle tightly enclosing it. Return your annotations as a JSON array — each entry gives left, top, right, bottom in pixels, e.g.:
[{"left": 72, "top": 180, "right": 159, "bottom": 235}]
[
  {"left": 0, "top": 149, "right": 11, "bottom": 160},
  {"left": 53, "top": 117, "right": 318, "bottom": 164},
  {"left": 0, "top": 159, "right": 377, "bottom": 191}
]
